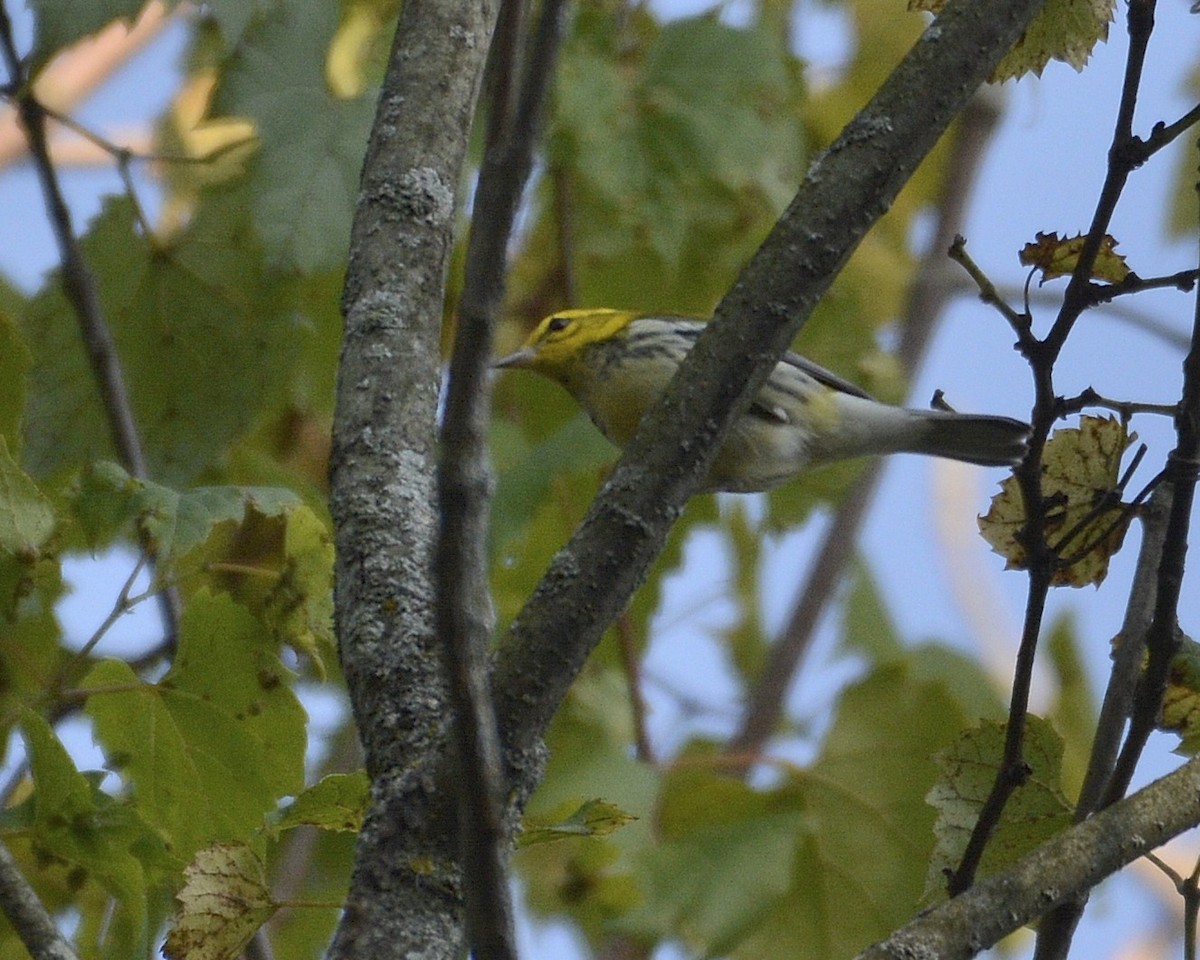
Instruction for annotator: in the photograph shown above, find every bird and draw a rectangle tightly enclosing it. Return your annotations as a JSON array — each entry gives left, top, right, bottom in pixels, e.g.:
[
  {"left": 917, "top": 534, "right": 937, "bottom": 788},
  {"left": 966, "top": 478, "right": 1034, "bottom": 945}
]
[{"left": 494, "top": 308, "right": 1029, "bottom": 493}]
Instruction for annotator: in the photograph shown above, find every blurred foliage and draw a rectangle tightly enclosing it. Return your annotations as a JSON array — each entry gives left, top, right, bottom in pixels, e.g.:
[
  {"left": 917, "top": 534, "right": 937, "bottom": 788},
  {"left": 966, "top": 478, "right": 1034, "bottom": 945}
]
[{"left": 0, "top": 0, "right": 1179, "bottom": 958}]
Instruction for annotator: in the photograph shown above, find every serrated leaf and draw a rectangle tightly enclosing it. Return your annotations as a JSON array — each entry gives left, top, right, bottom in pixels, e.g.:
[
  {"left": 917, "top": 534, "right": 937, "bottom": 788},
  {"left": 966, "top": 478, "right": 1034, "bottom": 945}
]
[
  {"left": 163, "top": 841, "right": 277, "bottom": 960},
  {"left": 520, "top": 799, "right": 637, "bottom": 846},
  {"left": 75, "top": 460, "right": 301, "bottom": 570},
  {"left": 22, "top": 195, "right": 299, "bottom": 484},
  {"left": 519, "top": 13, "right": 805, "bottom": 313},
  {"left": 82, "top": 592, "right": 306, "bottom": 862},
  {"left": 0, "top": 436, "right": 55, "bottom": 555},
  {"left": 979, "top": 415, "right": 1134, "bottom": 587},
  {"left": 924, "top": 716, "right": 1073, "bottom": 900},
  {"left": 909, "top": 0, "right": 1114, "bottom": 80},
  {"left": 272, "top": 772, "right": 370, "bottom": 836},
  {"left": 1018, "top": 231, "right": 1131, "bottom": 283},
  {"left": 210, "top": 2, "right": 375, "bottom": 270}
]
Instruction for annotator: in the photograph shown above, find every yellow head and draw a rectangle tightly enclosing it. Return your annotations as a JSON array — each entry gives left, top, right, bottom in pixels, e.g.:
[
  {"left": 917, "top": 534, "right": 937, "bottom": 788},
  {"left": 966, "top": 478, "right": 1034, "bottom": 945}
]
[{"left": 493, "top": 309, "right": 639, "bottom": 383}]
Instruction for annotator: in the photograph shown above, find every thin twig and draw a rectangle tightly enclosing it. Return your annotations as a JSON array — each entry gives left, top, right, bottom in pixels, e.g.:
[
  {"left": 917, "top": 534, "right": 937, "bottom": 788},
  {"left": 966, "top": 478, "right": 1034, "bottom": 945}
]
[
  {"left": 953, "top": 0, "right": 1164, "bottom": 913},
  {"left": 0, "top": 14, "right": 146, "bottom": 478},
  {"left": 0, "top": 7, "right": 182, "bottom": 646},
  {"left": 1058, "top": 387, "right": 1179, "bottom": 419},
  {"left": 1128, "top": 100, "right": 1200, "bottom": 166},
  {"left": 949, "top": 234, "right": 1034, "bottom": 341},
  {"left": 436, "top": 0, "right": 571, "bottom": 953},
  {"left": 1042, "top": 0, "right": 1156, "bottom": 359},
  {"left": 1080, "top": 268, "right": 1199, "bottom": 313},
  {"left": 615, "top": 614, "right": 655, "bottom": 764},
  {"left": 37, "top": 102, "right": 255, "bottom": 166}
]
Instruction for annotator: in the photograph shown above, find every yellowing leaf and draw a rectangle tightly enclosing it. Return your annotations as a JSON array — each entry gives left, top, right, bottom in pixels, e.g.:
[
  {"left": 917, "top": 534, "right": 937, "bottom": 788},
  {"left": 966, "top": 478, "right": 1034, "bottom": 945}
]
[
  {"left": 1018, "top": 231, "right": 1131, "bottom": 283},
  {"left": 910, "top": 0, "right": 1114, "bottom": 81},
  {"left": 163, "top": 842, "right": 277, "bottom": 960},
  {"left": 520, "top": 799, "right": 638, "bottom": 846},
  {"left": 979, "top": 416, "right": 1135, "bottom": 587},
  {"left": 924, "top": 717, "right": 1073, "bottom": 901},
  {"left": 1161, "top": 637, "right": 1200, "bottom": 754}
]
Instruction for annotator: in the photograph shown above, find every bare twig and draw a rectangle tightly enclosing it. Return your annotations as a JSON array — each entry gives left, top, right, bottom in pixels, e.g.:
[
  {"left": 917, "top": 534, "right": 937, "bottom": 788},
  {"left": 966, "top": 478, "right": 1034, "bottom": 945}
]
[
  {"left": 1032, "top": 10, "right": 1199, "bottom": 951},
  {"left": 0, "top": 13, "right": 146, "bottom": 477},
  {"left": 616, "top": 614, "right": 655, "bottom": 764},
  {"left": 1127, "top": 100, "right": 1200, "bottom": 166},
  {"left": 951, "top": 0, "right": 1165, "bottom": 908},
  {"left": 949, "top": 234, "right": 1034, "bottom": 340},
  {"left": 436, "top": 0, "right": 571, "bottom": 953},
  {"left": 1058, "top": 387, "right": 1178, "bottom": 419}
]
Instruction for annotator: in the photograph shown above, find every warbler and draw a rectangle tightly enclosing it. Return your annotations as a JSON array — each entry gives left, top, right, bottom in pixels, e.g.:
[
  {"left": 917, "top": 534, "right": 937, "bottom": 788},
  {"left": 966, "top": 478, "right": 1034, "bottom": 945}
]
[{"left": 494, "top": 309, "right": 1029, "bottom": 493}]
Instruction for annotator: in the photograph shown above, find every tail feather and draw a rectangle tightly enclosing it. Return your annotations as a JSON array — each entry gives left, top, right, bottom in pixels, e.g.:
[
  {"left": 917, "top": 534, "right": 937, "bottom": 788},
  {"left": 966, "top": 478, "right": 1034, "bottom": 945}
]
[
  {"left": 908, "top": 411, "right": 1029, "bottom": 466},
  {"left": 811, "top": 395, "right": 1029, "bottom": 467}
]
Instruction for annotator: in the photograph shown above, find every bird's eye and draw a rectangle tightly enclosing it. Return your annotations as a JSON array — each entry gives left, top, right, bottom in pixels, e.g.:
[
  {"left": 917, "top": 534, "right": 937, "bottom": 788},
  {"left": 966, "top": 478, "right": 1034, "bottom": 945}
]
[{"left": 547, "top": 316, "right": 570, "bottom": 334}]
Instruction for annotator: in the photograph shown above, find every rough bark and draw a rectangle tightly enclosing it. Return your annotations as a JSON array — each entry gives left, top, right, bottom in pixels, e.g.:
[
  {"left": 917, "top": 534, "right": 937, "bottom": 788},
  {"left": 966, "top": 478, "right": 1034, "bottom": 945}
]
[{"left": 327, "top": 0, "right": 497, "bottom": 954}]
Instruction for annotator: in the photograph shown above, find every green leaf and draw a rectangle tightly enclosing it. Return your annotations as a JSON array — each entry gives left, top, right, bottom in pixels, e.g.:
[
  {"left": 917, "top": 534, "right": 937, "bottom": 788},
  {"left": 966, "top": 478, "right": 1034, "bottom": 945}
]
[
  {"left": 75, "top": 461, "right": 301, "bottom": 568},
  {"left": 924, "top": 716, "right": 1073, "bottom": 901},
  {"left": 840, "top": 558, "right": 903, "bottom": 662},
  {"left": 0, "top": 436, "right": 55, "bottom": 555},
  {"left": 20, "top": 711, "right": 153, "bottom": 952},
  {"left": 0, "top": 308, "right": 29, "bottom": 450},
  {"left": 22, "top": 194, "right": 299, "bottom": 484},
  {"left": 29, "top": 0, "right": 152, "bottom": 72},
  {"left": 202, "top": 0, "right": 278, "bottom": 45},
  {"left": 0, "top": 555, "right": 67, "bottom": 752},
  {"left": 82, "top": 591, "right": 306, "bottom": 862},
  {"left": 520, "top": 13, "right": 806, "bottom": 313},
  {"left": 211, "top": 2, "right": 376, "bottom": 270},
  {"left": 734, "top": 666, "right": 969, "bottom": 960},
  {"left": 633, "top": 765, "right": 804, "bottom": 955},
  {"left": 520, "top": 799, "right": 638, "bottom": 847},
  {"left": 272, "top": 772, "right": 370, "bottom": 836}
]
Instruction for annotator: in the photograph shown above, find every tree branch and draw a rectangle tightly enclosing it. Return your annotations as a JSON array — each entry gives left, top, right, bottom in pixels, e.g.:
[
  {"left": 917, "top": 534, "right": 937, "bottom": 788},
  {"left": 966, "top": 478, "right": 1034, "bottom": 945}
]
[
  {"left": 1034, "top": 49, "right": 1199, "bottom": 954},
  {"left": 327, "top": 0, "right": 499, "bottom": 955},
  {"left": 857, "top": 753, "right": 1200, "bottom": 960},
  {"left": 436, "top": 0, "right": 569, "bottom": 952},
  {"left": 725, "top": 87, "right": 1007, "bottom": 760},
  {"left": 0, "top": 840, "right": 79, "bottom": 960}
]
